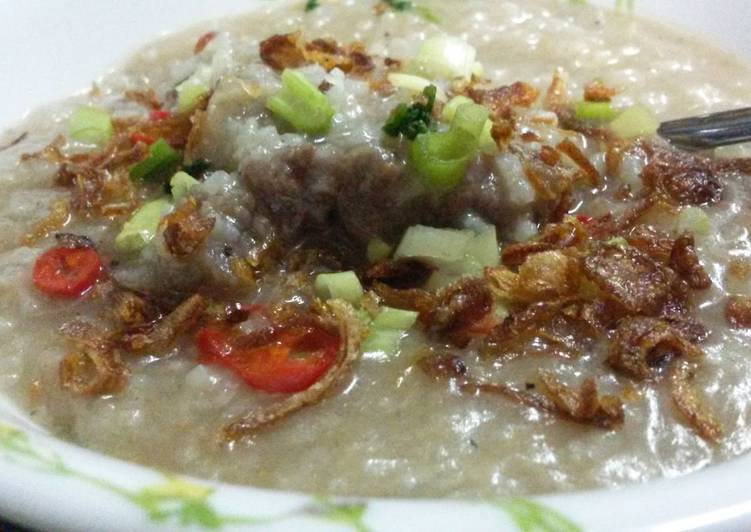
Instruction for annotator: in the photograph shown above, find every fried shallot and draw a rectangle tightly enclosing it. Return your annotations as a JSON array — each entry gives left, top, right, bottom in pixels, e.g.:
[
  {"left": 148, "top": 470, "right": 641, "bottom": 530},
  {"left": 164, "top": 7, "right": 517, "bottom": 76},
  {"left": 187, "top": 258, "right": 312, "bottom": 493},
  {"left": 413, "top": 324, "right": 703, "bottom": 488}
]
[
  {"left": 608, "top": 317, "right": 703, "bottom": 380},
  {"left": 669, "top": 360, "right": 723, "bottom": 443},
  {"left": 119, "top": 294, "right": 206, "bottom": 353}
]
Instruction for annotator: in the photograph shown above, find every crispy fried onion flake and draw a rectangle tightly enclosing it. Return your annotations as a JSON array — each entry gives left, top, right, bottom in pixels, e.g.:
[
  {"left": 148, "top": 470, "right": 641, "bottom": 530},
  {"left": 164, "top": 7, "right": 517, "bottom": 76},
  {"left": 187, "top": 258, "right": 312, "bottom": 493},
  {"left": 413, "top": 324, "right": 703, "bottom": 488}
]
[
  {"left": 221, "top": 299, "right": 365, "bottom": 442},
  {"left": 583, "top": 243, "right": 678, "bottom": 316},
  {"left": 119, "top": 294, "right": 206, "bottom": 354},
  {"left": 20, "top": 105, "right": 202, "bottom": 218},
  {"left": 608, "top": 317, "right": 703, "bottom": 380},
  {"left": 162, "top": 199, "right": 215, "bottom": 257},
  {"left": 670, "top": 360, "right": 723, "bottom": 443},
  {"left": 260, "top": 32, "right": 374, "bottom": 76},
  {"left": 538, "top": 371, "right": 625, "bottom": 429},
  {"left": 487, "top": 250, "right": 580, "bottom": 304},
  {"left": 59, "top": 322, "right": 128, "bottom": 396},
  {"left": 419, "top": 354, "right": 624, "bottom": 429},
  {"left": 59, "top": 293, "right": 206, "bottom": 395}
]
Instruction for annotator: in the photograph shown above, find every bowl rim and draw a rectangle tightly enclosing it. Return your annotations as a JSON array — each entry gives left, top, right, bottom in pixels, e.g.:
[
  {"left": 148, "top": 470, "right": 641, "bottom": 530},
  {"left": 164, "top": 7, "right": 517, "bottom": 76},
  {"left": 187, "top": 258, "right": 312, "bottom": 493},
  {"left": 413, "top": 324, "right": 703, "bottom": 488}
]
[{"left": 2, "top": 417, "right": 751, "bottom": 531}]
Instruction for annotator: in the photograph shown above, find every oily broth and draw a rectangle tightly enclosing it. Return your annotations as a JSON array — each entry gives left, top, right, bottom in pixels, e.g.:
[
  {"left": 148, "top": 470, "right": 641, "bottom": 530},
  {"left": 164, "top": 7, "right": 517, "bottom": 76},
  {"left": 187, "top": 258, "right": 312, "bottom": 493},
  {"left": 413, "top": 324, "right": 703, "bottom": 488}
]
[{"left": 1, "top": 0, "right": 751, "bottom": 497}]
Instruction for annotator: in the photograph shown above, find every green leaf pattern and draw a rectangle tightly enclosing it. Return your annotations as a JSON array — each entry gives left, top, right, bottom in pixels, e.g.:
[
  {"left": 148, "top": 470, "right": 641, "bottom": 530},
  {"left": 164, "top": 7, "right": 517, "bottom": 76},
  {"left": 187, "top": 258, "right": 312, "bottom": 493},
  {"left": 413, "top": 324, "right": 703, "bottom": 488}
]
[
  {"left": 500, "top": 499, "right": 582, "bottom": 532},
  {"left": 0, "top": 421, "right": 583, "bottom": 531}
]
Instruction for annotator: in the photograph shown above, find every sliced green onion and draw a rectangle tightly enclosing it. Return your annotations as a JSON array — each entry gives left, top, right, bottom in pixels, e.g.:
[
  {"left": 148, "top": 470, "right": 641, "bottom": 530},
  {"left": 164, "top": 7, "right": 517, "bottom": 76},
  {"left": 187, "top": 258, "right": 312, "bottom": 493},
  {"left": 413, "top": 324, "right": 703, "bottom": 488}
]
[
  {"left": 170, "top": 171, "right": 200, "bottom": 200},
  {"left": 452, "top": 103, "right": 490, "bottom": 139},
  {"left": 409, "top": 100, "right": 489, "bottom": 188},
  {"left": 372, "top": 307, "right": 419, "bottom": 330},
  {"left": 314, "top": 271, "right": 364, "bottom": 305},
  {"left": 68, "top": 107, "right": 113, "bottom": 146},
  {"left": 464, "top": 225, "right": 500, "bottom": 268},
  {"left": 412, "top": 36, "right": 478, "bottom": 81},
  {"left": 413, "top": 5, "right": 440, "bottom": 24},
  {"left": 605, "top": 236, "right": 629, "bottom": 248},
  {"left": 443, "top": 98, "right": 496, "bottom": 153},
  {"left": 442, "top": 96, "right": 474, "bottom": 122},
  {"left": 304, "top": 0, "right": 320, "bottom": 11},
  {"left": 479, "top": 118, "right": 496, "bottom": 153},
  {"left": 409, "top": 127, "right": 477, "bottom": 190},
  {"left": 115, "top": 198, "right": 173, "bottom": 253},
  {"left": 361, "top": 305, "right": 418, "bottom": 356},
  {"left": 396, "top": 223, "right": 499, "bottom": 290},
  {"left": 387, "top": 73, "right": 445, "bottom": 100},
  {"left": 574, "top": 101, "right": 619, "bottom": 123},
  {"left": 267, "top": 69, "right": 335, "bottom": 135},
  {"left": 361, "top": 328, "right": 405, "bottom": 355},
  {"left": 129, "top": 138, "right": 182, "bottom": 182},
  {"left": 367, "top": 238, "right": 393, "bottom": 263},
  {"left": 176, "top": 82, "right": 209, "bottom": 113},
  {"left": 471, "top": 61, "right": 485, "bottom": 78},
  {"left": 494, "top": 303, "right": 510, "bottom": 321},
  {"left": 427, "top": 227, "right": 499, "bottom": 289},
  {"left": 395, "top": 225, "right": 474, "bottom": 265},
  {"left": 610, "top": 105, "right": 659, "bottom": 139},
  {"left": 426, "top": 262, "right": 482, "bottom": 290},
  {"left": 676, "top": 206, "right": 711, "bottom": 236}
]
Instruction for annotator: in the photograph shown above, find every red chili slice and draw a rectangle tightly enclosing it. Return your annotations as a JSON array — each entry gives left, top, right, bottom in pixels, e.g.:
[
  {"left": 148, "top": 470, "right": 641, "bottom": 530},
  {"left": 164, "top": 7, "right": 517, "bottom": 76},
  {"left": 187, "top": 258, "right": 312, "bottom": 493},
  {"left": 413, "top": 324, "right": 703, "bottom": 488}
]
[
  {"left": 149, "top": 109, "right": 171, "bottom": 122},
  {"left": 32, "top": 246, "right": 102, "bottom": 298},
  {"left": 195, "top": 323, "right": 340, "bottom": 394},
  {"left": 576, "top": 214, "right": 593, "bottom": 224},
  {"left": 129, "top": 132, "right": 156, "bottom": 146}
]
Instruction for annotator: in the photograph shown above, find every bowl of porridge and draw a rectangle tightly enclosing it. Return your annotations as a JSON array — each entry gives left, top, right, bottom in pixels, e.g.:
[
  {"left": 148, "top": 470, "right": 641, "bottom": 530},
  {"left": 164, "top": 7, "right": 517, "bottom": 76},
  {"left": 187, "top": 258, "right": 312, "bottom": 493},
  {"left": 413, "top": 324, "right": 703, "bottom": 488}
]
[{"left": 1, "top": 0, "right": 751, "bottom": 530}]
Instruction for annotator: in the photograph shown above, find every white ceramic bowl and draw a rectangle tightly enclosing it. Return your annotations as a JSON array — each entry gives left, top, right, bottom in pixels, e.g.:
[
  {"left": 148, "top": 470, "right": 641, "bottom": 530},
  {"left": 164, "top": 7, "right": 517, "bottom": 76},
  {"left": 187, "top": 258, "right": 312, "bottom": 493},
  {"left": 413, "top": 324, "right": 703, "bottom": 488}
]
[{"left": 1, "top": 1, "right": 751, "bottom": 530}]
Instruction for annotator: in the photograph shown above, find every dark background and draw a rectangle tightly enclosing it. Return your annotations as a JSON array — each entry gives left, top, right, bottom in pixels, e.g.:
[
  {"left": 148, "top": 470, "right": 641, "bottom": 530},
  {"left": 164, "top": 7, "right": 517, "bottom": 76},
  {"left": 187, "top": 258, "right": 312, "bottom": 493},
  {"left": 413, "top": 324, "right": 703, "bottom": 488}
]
[{"left": 0, "top": 521, "right": 30, "bottom": 531}]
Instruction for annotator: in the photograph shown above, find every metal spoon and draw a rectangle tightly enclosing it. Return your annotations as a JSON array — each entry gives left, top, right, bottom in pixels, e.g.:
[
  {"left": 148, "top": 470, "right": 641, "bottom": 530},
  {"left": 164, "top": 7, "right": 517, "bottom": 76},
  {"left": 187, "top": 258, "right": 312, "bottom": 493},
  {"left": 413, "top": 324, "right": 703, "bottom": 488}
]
[{"left": 658, "top": 107, "right": 751, "bottom": 150}]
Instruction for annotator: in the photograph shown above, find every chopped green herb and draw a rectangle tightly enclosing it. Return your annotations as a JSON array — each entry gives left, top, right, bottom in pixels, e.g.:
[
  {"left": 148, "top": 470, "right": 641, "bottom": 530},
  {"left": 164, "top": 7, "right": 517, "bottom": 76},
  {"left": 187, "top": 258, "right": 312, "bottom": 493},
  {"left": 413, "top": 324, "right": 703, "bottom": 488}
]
[
  {"left": 304, "top": 0, "right": 319, "bottom": 11},
  {"left": 383, "top": 85, "right": 437, "bottom": 140},
  {"left": 383, "top": 0, "right": 411, "bottom": 9},
  {"left": 129, "top": 138, "right": 182, "bottom": 182},
  {"left": 182, "top": 158, "right": 211, "bottom": 178},
  {"left": 381, "top": 0, "right": 440, "bottom": 23}
]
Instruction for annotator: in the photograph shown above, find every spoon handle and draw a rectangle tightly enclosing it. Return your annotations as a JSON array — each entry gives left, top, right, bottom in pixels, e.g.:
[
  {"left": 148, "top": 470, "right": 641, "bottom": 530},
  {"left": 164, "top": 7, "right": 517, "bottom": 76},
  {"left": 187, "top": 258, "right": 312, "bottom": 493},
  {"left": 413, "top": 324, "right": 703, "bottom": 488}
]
[{"left": 658, "top": 107, "right": 751, "bottom": 149}]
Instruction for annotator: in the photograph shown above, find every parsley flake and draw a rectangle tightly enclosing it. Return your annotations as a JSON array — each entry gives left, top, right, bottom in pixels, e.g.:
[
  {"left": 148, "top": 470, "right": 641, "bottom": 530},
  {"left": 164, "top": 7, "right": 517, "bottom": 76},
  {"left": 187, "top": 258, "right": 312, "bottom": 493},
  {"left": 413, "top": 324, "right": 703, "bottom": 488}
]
[{"left": 382, "top": 85, "right": 437, "bottom": 140}]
